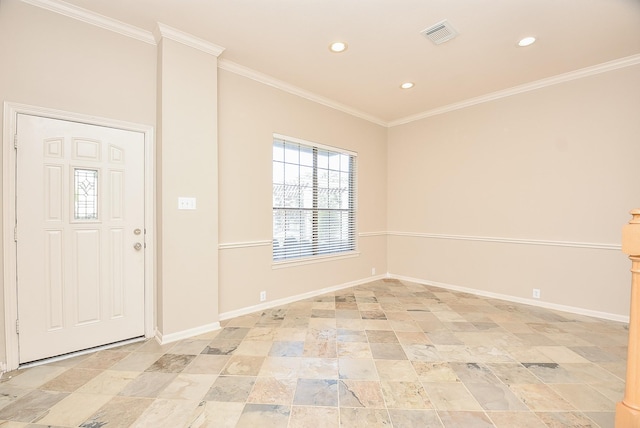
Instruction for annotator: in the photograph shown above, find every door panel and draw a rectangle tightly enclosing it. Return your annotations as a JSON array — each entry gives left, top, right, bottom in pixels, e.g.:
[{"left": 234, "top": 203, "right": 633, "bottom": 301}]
[{"left": 16, "top": 114, "right": 145, "bottom": 363}]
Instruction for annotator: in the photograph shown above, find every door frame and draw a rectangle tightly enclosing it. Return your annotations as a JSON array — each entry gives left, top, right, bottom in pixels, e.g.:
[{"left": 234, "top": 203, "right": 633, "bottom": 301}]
[{"left": 2, "top": 102, "right": 155, "bottom": 371}]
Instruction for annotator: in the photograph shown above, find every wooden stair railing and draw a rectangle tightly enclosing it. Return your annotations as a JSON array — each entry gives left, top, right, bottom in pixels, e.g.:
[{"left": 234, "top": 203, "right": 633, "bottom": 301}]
[{"left": 616, "top": 209, "right": 640, "bottom": 428}]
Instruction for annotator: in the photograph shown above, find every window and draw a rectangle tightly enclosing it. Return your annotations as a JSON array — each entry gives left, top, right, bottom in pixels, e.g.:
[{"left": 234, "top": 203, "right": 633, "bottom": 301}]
[
  {"left": 273, "top": 134, "right": 357, "bottom": 262},
  {"left": 74, "top": 168, "right": 99, "bottom": 220}
]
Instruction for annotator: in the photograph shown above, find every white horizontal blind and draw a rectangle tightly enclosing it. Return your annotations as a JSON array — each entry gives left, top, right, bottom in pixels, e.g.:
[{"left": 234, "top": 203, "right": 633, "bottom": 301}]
[{"left": 273, "top": 135, "right": 357, "bottom": 261}]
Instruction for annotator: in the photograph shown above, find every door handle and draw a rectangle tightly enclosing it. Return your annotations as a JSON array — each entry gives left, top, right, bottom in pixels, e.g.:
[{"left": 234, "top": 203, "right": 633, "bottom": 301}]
[{"left": 133, "top": 242, "right": 142, "bottom": 251}]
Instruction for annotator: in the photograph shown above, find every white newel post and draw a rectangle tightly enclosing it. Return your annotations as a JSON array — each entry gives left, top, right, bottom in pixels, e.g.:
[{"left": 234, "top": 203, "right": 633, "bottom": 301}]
[{"left": 616, "top": 209, "right": 640, "bottom": 428}]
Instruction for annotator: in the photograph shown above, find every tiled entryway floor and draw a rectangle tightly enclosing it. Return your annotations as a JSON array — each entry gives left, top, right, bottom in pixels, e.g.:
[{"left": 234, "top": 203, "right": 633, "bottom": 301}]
[{"left": 0, "top": 278, "right": 628, "bottom": 427}]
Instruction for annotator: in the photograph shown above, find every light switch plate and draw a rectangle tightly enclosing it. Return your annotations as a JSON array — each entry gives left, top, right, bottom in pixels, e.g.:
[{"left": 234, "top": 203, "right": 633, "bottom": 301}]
[{"left": 178, "top": 197, "right": 197, "bottom": 210}]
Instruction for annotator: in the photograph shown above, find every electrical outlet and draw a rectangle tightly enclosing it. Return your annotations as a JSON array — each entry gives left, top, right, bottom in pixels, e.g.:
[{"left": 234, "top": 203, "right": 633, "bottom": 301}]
[
  {"left": 260, "top": 291, "right": 267, "bottom": 302},
  {"left": 532, "top": 288, "right": 541, "bottom": 299},
  {"left": 371, "top": 267, "right": 376, "bottom": 276}
]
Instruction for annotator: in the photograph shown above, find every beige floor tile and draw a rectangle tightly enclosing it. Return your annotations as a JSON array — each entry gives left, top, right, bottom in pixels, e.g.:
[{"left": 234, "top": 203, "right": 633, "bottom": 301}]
[
  {"left": 40, "top": 368, "right": 101, "bottom": 392},
  {"left": 247, "top": 377, "right": 297, "bottom": 404},
  {"left": 337, "top": 342, "right": 372, "bottom": 358},
  {"left": 339, "top": 407, "right": 391, "bottom": 427},
  {"left": 487, "top": 411, "right": 546, "bottom": 428},
  {"left": 508, "top": 384, "right": 576, "bottom": 411},
  {"left": 289, "top": 406, "right": 339, "bottom": 428},
  {"left": 388, "top": 409, "right": 442, "bottom": 427},
  {"left": 158, "top": 373, "right": 216, "bottom": 400},
  {"left": 183, "top": 354, "right": 230, "bottom": 374},
  {"left": 220, "top": 355, "right": 265, "bottom": 376},
  {"left": 422, "top": 382, "right": 483, "bottom": 411},
  {"left": 535, "top": 346, "right": 592, "bottom": 363},
  {"left": 76, "top": 370, "right": 138, "bottom": 395},
  {"left": 412, "top": 362, "right": 460, "bottom": 383},
  {"left": 437, "top": 410, "right": 495, "bottom": 428},
  {"left": 76, "top": 350, "right": 130, "bottom": 370},
  {"left": 4, "top": 366, "right": 68, "bottom": 389},
  {"left": 36, "top": 392, "right": 112, "bottom": 426},
  {"left": 299, "top": 358, "right": 339, "bottom": 379},
  {"left": 258, "top": 357, "right": 301, "bottom": 378},
  {"left": 81, "top": 396, "right": 153, "bottom": 427},
  {"left": 535, "top": 411, "right": 599, "bottom": 427},
  {"left": 130, "top": 398, "right": 200, "bottom": 428},
  {"left": 339, "top": 380, "right": 385, "bottom": 408},
  {"left": 236, "top": 403, "right": 291, "bottom": 428},
  {"left": 549, "top": 384, "right": 616, "bottom": 411},
  {"left": 168, "top": 339, "right": 211, "bottom": 355},
  {"left": 234, "top": 340, "right": 273, "bottom": 356},
  {"left": 118, "top": 372, "right": 177, "bottom": 398},
  {"left": 110, "top": 352, "right": 164, "bottom": 372},
  {"left": 245, "top": 327, "right": 279, "bottom": 341},
  {"left": 375, "top": 360, "right": 418, "bottom": 381},
  {"left": 188, "top": 401, "right": 244, "bottom": 427},
  {"left": 381, "top": 380, "right": 432, "bottom": 409},
  {"left": 339, "top": 358, "right": 378, "bottom": 380}
]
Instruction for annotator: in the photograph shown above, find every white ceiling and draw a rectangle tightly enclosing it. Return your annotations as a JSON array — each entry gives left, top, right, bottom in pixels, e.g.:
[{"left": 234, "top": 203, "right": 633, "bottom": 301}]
[{"left": 43, "top": 0, "right": 640, "bottom": 125}]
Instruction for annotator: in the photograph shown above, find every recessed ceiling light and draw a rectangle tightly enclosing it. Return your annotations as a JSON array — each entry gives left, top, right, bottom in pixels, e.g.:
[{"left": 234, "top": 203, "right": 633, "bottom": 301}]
[
  {"left": 518, "top": 36, "right": 536, "bottom": 47},
  {"left": 400, "top": 82, "right": 414, "bottom": 89},
  {"left": 329, "top": 41, "right": 348, "bottom": 53}
]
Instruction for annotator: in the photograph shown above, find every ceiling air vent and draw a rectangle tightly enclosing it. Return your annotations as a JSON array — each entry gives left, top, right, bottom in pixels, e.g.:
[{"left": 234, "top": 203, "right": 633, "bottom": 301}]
[{"left": 421, "top": 20, "right": 458, "bottom": 45}]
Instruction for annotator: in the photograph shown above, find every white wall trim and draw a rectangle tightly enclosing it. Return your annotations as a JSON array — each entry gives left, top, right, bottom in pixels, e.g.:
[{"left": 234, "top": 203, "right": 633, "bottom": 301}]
[
  {"left": 390, "top": 53, "right": 640, "bottom": 126},
  {"left": 389, "top": 273, "right": 629, "bottom": 323},
  {"left": 219, "top": 274, "right": 387, "bottom": 321},
  {"left": 154, "top": 23, "right": 225, "bottom": 57},
  {"left": 20, "top": 0, "right": 156, "bottom": 45},
  {"left": 218, "top": 59, "right": 388, "bottom": 127},
  {"left": 219, "top": 233, "right": 386, "bottom": 249},
  {"left": 218, "top": 232, "right": 621, "bottom": 252},
  {"left": 359, "top": 231, "right": 387, "bottom": 237},
  {"left": 219, "top": 240, "right": 272, "bottom": 250},
  {"left": 388, "top": 231, "right": 621, "bottom": 251},
  {"left": 155, "top": 322, "right": 221, "bottom": 345},
  {"left": 2, "top": 102, "right": 156, "bottom": 371}
]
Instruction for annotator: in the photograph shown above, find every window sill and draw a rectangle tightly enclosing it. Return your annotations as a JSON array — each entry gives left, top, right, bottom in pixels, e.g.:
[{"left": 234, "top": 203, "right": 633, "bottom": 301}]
[{"left": 272, "top": 251, "right": 360, "bottom": 269}]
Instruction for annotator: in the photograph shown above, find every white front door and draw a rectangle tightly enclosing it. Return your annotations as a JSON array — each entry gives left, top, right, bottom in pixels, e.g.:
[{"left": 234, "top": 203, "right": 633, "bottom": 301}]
[{"left": 16, "top": 114, "right": 145, "bottom": 363}]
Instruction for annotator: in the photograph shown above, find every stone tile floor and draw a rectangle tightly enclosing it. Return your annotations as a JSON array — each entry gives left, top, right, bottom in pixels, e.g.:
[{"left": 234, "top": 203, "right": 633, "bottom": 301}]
[{"left": 0, "top": 278, "right": 629, "bottom": 427}]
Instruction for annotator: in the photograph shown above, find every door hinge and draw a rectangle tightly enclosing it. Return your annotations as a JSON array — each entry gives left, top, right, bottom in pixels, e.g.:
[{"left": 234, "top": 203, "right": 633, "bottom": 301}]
[
  {"left": 13, "top": 226, "right": 17, "bottom": 242},
  {"left": 16, "top": 319, "right": 19, "bottom": 335},
  {"left": 13, "top": 134, "right": 17, "bottom": 149}
]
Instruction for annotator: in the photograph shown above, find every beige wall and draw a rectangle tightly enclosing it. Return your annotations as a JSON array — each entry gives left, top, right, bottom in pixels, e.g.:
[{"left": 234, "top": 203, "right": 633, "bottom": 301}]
[
  {"left": 217, "top": 70, "right": 388, "bottom": 314},
  {"left": 156, "top": 37, "right": 219, "bottom": 336},
  {"left": 387, "top": 65, "right": 640, "bottom": 317},
  {"left": 1, "top": 0, "right": 637, "bottom": 369}
]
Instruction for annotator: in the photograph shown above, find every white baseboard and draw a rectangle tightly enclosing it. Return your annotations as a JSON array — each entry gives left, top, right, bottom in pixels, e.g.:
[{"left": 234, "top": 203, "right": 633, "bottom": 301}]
[
  {"left": 219, "top": 274, "right": 388, "bottom": 320},
  {"left": 161, "top": 272, "right": 627, "bottom": 342},
  {"left": 155, "top": 322, "right": 221, "bottom": 345},
  {"left": 389, "top": 273, "right": 629, "bottom": 324}
]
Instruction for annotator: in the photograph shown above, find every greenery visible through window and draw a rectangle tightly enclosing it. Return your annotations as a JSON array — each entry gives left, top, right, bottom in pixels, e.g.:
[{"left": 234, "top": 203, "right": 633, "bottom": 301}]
[{"left": 273, "top": 135, "right": 356, "bottom": 262}]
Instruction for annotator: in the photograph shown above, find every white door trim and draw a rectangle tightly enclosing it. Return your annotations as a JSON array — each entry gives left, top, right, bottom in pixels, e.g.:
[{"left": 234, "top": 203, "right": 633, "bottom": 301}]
[{"left": 2, "top": 102, "right": 155, "bottom": 371}]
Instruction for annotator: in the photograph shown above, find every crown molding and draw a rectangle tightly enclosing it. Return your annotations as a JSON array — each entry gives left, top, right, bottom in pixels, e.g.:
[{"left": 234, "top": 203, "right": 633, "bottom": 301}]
[
  {"left": 154, "top": 23, "right": 225, "bottom": 57},
  {"left": 218, "top": 59, "right": 388, "bottom": 127},
  {"left": 390, "top": 53, "right": 640, "bottom": 127},
  {"left": 20, "top": 0, "right": 156, "bottom": 45},
  {"left": 19, "top": 0, "right": 640, "bottom": 129}
]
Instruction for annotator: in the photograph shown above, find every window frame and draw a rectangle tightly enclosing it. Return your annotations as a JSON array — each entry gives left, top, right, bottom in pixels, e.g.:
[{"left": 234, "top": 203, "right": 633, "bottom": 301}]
[{"left": 272, "top": 133, "right": 358, "bottom": 265}]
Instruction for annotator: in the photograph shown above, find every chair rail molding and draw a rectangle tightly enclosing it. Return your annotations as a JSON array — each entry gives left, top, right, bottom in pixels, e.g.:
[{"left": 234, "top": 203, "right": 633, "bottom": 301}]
[{"left": 388, "top": 231, "right": 621, "bottom": 251}]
